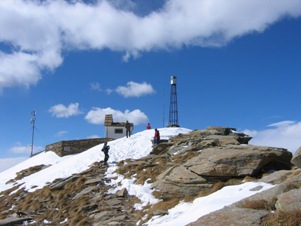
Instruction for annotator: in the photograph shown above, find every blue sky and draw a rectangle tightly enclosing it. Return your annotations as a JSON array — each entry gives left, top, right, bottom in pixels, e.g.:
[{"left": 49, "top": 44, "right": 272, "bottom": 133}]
[{"left": 1, "top": 0, "right": 301, "bottom": 160}]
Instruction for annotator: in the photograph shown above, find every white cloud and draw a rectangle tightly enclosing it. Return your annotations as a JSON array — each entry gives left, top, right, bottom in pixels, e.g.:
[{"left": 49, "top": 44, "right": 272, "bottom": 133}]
[
  {"left": 10, "top": 145, "right": 29, "bottom": 154},
  {"left": 90, "top": 82, "right": 102, "bottom": 91},
  {"left": 9, "top": 142, "right": 43, "bottom": 155},
  {"left": 0, "top": 52, "right": 39, "bottom": 89},
  {"left": 122, "top": 50, "right": 141, "bottom": 62},
  {"left": 55, "top": 130, "right": 69, "bottom": 137},
  {"left": 105, "top": 88, "right": 114, "bottom": 95},
  {"left": 85, "top": 107, "right": 149, "bottom": 125},
  {"left": 87, "top": 134, "right": 101, "bottom": 139},
  {"left": 243, "top": 120, "right": 301, "bottom": 154},
  {"left": 1, "top": 0, "right": 301, "bottom": 91},
  {"left": 49, "top": 102, "right": 83, "bottom": 118},
  {"left": 115, "top": 81, "right": 155, "bottom": 97}
]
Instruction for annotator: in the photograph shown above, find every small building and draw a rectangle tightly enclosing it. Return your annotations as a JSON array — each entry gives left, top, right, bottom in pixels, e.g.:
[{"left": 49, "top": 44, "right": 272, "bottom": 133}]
[
  {"left": 104, "top": 114, "right": 134, "bottom": 139},
  {"left": 45, "top": 138, "right": 111, "bottom": 157}
]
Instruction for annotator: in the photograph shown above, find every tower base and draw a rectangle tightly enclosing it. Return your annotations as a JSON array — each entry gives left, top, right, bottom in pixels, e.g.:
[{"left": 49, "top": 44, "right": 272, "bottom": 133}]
[{"left": 167, "top": 124, "right": 180, "bottom": 128}]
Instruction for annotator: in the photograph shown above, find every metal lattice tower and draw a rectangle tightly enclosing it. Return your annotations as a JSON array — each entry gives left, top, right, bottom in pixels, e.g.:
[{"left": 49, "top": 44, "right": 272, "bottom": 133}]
[{"left": 168, "top": 76, "right": 179, "bottom": 127}]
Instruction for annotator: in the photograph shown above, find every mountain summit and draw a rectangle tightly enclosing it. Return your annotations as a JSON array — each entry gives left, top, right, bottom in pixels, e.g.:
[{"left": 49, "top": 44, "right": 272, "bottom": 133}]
[{"left": 1, "top": 127, "right": 300, "bottom": 225}]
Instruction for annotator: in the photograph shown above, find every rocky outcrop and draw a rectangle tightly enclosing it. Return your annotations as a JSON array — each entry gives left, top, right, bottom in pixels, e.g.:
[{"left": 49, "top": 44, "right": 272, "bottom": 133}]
[
  {"left": 188, "top": 169, "right": 301, "bottom": 226},
  {"left": 0, "top": 126, "right": 296, "bottom": 226},
  {"left": 291, "top": 146, "right": 301, "bottom": 168},
  {"left": 189, "top": 206, "right": 270, "bottom": 226},
  {"left": 152, "top": 127, "right": 292, "bottom": 198},
  {"left": 185, "top": 145, "right": 291, "bottom": 177}
]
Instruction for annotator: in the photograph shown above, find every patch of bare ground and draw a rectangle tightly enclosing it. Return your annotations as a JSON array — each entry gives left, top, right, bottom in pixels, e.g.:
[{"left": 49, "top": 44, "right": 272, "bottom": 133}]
[
  {"left": 239, "top": 198, "right": 277, "bottom": 211},
  {"left": 0, "top": 162, "right": 144, "bottom": 225},
  {"left": 0, "top": 185, "right": 26, "bottom": 218},
  {"left": 238, "top": 182, "right": 301, "bottom": 226},
  {"left": 116, "top": 155, "right": 170, "bottom": 185},
  {"left": 4, "top": 176, "right": 91, "bottom": 224},
  {"left": 262, "top": 210, "right": 301, "bottom": 226}
]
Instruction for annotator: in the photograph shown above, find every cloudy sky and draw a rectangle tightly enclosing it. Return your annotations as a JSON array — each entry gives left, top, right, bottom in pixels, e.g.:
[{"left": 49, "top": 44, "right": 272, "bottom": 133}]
[{"left": 1, "top": 0, "right": 301, "bottom": 159}]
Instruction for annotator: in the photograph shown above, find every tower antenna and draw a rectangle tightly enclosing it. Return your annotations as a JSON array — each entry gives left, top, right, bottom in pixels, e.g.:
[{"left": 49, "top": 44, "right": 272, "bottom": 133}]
[
  {"left": 30, "top": 110, "right": 36, "bottom": 157},
  {"left": 168, "top": 76, "right": 179, "bottom": 127}
]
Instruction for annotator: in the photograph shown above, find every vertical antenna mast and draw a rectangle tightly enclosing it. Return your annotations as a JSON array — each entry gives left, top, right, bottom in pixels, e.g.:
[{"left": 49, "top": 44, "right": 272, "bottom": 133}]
[
  {"left": 168, "top": 76, "right": 179, "bottom": 127},
  {"left": 30, "top": 110, "right": 36, "bottom": 157}
]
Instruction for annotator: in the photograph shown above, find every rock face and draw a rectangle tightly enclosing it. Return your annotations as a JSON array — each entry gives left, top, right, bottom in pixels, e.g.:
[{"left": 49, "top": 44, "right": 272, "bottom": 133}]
[
  {"left": 291, "top": 146, "right": 301, "bottom": 168},
  {"left": 0, "top": 126, "right": 296, "bottom": 226},
  {"left": 152, "top": 127, "right": 292, "bottom": 198},
  {"left": 186, "top": 145, "right": 291, "bottom": 177}
]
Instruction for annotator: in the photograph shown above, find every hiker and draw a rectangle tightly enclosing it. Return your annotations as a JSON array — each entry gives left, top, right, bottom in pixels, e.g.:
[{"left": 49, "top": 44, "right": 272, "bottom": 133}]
[
  {"left": 101, "top": 142, "right": 110, "bottom": 165},
  {"left": 125, "top": 120, "right": 131, "bottom": 138},
  {"left": 154, "top": 128, "right": 160, "bottom": 145},
  {"left": 146, "top": 123, "right": 151, "bottom": 130}
]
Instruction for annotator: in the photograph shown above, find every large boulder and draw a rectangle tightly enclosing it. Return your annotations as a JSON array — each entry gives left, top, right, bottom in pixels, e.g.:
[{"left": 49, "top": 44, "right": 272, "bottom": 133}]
[
  {"left": 291, "top": 146, "right": 301, "bottom": 168},
  {"left": 187, "top": 206, "right": 269, "bottom": 226},
  {"left": 185, "top": 145, "right": 292, "bottom": 177},
  {"left": 152, "top": 145, "right": 292, "bottom": 198},
  {"left": 152, "top": 165, "right": 212, "bottom": 198},
  {"left": 275, "top": 189, "right": 301, "bottom": 212}
]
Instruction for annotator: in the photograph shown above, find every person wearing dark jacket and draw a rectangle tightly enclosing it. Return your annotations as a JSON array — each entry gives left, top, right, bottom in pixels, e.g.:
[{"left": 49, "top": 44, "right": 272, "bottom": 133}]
[
  {"left": 102, "top": 142, "right": 110, "bottom": 165},
  {"left": 125, "top": 120, "right": 131, "bottom": 138}
]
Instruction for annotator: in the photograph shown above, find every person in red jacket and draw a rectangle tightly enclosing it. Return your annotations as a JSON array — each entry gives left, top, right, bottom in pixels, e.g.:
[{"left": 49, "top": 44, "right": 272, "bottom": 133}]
[
  {"left": 146, "top": 123, "right": 151, "bottom": 130},
  {"left": 154, "top": 128, "right": 160, "bottom": 145}
]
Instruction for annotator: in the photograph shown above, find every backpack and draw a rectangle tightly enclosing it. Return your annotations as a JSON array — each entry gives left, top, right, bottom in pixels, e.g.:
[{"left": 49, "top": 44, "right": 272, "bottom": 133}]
[{"left": 102, "top": 146, "right": 110, "bottom": 152}]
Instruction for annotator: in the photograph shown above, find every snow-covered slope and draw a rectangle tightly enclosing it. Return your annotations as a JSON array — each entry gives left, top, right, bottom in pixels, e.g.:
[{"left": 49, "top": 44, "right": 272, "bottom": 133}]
[
  {"left": 0, "top": 127, "right": 274, "bottom": 225},
  {"left": 0, "top": 127, "right": 190, "bottom": 193}
]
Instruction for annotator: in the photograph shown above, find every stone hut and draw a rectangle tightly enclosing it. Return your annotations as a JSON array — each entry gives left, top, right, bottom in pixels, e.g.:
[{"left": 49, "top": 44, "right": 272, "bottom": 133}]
[{"left": 45, "top": 138, "right": 111, "bottom": 157}]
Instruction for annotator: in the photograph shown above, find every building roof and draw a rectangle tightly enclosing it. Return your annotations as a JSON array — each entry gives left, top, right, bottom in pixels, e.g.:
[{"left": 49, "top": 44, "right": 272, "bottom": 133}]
[{"left": 104, "top": 114, "right": 133, "bottom": 127}]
